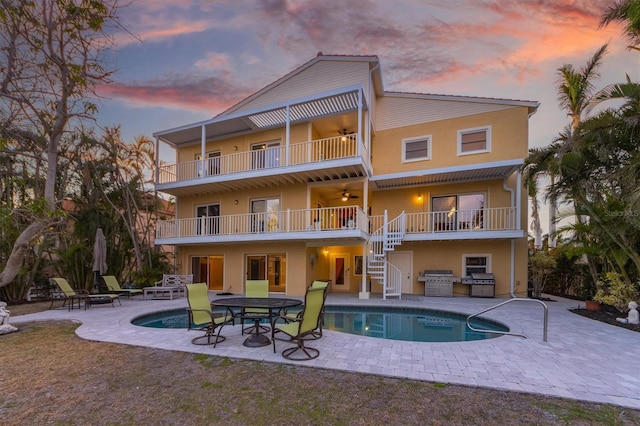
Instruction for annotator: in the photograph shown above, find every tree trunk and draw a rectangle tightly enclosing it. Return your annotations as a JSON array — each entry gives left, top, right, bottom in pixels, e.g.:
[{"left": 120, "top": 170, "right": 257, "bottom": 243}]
[{"left": 0, "top": 219, "right": 47, "bottom": 287}]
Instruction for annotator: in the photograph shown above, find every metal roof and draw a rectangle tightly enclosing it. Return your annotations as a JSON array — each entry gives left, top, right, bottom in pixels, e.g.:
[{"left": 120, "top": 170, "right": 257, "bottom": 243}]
[
  {"left": 370, "top": 159, "right": 523, "bottom": 189},
  {"left": 154, "top": 89, "right": 363, "bottom": 148}
]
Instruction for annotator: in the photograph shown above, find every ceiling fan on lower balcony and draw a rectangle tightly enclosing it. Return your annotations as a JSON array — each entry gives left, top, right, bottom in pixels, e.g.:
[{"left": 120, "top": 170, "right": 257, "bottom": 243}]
[{"left": 336, "top": 190, "right": 359, "bottom": 202}]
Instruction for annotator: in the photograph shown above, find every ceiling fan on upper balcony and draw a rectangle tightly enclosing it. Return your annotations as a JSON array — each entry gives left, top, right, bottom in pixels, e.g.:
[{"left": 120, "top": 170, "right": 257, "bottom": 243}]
[{"left": 338, "top": 128, "right": 355, "bottom": 142}]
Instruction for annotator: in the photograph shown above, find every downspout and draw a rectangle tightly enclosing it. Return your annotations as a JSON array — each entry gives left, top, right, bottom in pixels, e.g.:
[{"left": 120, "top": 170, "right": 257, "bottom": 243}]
[
  {"left": 368, "top": 63, "right": 379, "bottom": 166},
  {"left": 503, "top": 175, "right": 517, "bottom": 298}
]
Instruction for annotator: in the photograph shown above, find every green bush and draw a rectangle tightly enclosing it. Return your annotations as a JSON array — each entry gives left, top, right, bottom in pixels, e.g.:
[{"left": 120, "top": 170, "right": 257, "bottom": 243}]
[{"left": 593, "top": 272, "right": 640, "bottom": 312}]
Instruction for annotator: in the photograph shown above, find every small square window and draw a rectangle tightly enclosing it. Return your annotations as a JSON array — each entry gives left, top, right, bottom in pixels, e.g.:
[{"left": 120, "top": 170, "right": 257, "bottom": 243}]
[
  {"left": 403, "top": 135, "right": 431, "bottom": 162},
  {"left": 463, "top": 255, "right": 490, "bottom": 276},
  {"left": 458, "top": 127, "right": 491, "bottom": 155}
]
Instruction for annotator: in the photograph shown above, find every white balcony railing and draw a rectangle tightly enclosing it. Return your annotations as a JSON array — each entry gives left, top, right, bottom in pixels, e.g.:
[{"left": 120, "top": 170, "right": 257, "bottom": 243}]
[
  {"left": 156, "top": 206, "right": 367, "bottom": 240},
  {"left": 370, "top": 207, "right": 517, "bottom": 234},
  {"left": 158, "top": 134, "right": 361, "bottom": 185},
  {"left": 157, "top": 206, "right": 518, "bottom": 241}
]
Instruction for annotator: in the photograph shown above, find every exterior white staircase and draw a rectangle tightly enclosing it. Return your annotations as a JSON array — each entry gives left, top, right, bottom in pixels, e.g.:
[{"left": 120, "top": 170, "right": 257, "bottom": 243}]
[{"left": 367, "top": 210, "right": 405, "bottom": 299}]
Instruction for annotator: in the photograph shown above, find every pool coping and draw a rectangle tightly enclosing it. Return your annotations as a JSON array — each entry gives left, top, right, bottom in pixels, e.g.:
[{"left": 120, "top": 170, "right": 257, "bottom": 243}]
[{"left": 12, "top": 293, "right": 640, "bottom": 410}]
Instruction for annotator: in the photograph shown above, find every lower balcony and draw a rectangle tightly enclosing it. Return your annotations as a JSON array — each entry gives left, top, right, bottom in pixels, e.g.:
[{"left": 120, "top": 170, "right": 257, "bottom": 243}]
[
  {"left": 156, "top": 206, "right": 523, "bottom": 245},
  {"left": 369, "top": 207, "right": 522, "bottom": 241},
  {"left": 156, "top": 206, "right": 368, "bottom": 245}
]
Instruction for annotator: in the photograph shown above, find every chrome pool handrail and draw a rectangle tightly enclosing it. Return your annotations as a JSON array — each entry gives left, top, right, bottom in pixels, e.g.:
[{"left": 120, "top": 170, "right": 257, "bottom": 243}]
[{"left": 466, "top": 298, "right": 548, "bottom": 342}]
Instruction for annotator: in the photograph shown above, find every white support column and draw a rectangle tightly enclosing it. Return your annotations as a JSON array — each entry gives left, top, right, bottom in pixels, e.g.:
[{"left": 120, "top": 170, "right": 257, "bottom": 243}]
[
  {"left": 200, "top": 125, "right": 206, "bottom": 177},
  {"left": 359, "top": 241, "right": 370, "bottom": 299},
  {"left": 285, "top": 105, "right": 291, "bottom": 165},
  {"left": 357, "top": 89, "right": 363, "bottom": 155},
  {"left": 154, "top": 136, "right": 160, "bottom": 185},
  {"left": 516, "top": 170, "right": 522, "bottom": 230}
]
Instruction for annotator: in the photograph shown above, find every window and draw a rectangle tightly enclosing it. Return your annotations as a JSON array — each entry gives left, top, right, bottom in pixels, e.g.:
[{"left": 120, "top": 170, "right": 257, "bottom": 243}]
[
  {"left": 196, "top": 203, "right": 220, "bottom": 235},
  {"left": 458, "top": 126, "right": 491, "bottom": 155},
  {"left": 250, "top": 197, "right": 280, "bottom": 232},
  {"left": 402, "top": 135, "right": 431, "bottom": 162},
  {"left": 431, "top": 193, "right": 485, "bottom": 231},
  {"left": 194, "top": 151, "right": 221, "bottom": 176},
  {"left": 206, "top": 151, "right": 221, "bottom": 175},
  {"left": 251, "top": 141, "right": 280, "bottom": 169},
  {"left": 462, "top": 254, "right": 491, "bottom": 277}
]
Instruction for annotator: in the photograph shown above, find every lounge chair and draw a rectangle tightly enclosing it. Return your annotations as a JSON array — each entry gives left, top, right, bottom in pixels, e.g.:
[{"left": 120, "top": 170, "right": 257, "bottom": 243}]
[
  {"left": 102, "top": 275, "right": 143, "bottom": 299},
  {"left": 240, "top": 279, "right": 270, "bottom": 336},
  {"left": 271, "top": 285, "right": 327, "bottom": 360},
  {"left": 186, "top": 282, "right": 234, "bottom": 347},
  {"left": 50, "top": 278, "right": 120, "bottom": 310}
]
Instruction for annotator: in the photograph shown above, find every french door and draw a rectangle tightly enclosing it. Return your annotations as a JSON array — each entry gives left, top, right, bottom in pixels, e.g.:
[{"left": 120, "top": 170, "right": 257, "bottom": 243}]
[
  {"left": 246, "top": 254, "right": 286, "bottom": 292},
  {"left": 330, "top": 253, "right": 350, "bottom": 290},
  {"left": 192, "top": 255, "right": 224, "bottom": 291}
]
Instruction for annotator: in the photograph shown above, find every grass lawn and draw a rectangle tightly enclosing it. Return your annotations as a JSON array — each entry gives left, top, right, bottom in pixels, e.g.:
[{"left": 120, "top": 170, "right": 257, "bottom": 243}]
[{"left": 2, "top": 302, "right": 640, "bottom": 425}]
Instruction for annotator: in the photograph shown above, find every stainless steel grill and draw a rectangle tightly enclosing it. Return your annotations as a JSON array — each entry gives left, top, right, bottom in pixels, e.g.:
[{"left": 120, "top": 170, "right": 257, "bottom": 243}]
[
  {"left": 467, "top": 272, "right": 495, "bottom": 297},
  {"left": 470, "top": 273, "right": 495, "bottom": 285},
  {"left": 422, "top": 270, "right": 453, "bottom": 297}
]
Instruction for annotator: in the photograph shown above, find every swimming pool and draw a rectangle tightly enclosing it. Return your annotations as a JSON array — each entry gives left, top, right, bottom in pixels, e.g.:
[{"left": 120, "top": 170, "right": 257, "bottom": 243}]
[{"left": 131, "top": 305, "right": 508, "bottom": 342}]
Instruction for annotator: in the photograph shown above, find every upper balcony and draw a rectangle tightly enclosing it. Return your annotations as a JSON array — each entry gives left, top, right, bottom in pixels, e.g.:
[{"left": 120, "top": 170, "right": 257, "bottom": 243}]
[
  {"left": 156, "top": 133, "right": 368, "bottom": 196},
  {"left": 154, "top": 86, "right": 371, "bottom": 196}
]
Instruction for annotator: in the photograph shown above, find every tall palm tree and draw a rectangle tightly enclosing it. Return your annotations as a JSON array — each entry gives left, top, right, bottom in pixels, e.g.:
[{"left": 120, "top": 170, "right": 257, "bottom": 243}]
[
  {"left": 600, "top": 0, "right": 640, "bottom": 50},
  {"left": 551, "top": 44, "right": 609, "bottom": 248},
  {"left": 522, "top": 145, "right": 560, "bottom": 249},
  {"left": 556, "top": 44, "right": 608, "bottom": 135}
]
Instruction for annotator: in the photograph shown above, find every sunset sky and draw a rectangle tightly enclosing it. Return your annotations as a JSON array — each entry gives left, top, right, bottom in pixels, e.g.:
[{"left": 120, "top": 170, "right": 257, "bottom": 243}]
[{"left": 95, "top": 0, "right": 638, "bottom": 231}]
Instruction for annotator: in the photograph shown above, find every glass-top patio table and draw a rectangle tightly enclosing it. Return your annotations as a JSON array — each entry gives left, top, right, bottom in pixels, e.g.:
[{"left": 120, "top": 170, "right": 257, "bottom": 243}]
[{"left": 211, "top": 297, "right": 302, "bottom": 347}]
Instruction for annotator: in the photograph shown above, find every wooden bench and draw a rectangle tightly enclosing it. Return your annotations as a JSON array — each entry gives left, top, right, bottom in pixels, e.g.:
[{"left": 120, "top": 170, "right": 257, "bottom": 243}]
[{"left": 143, "top": 274, "right": 193, "bottom": 300}]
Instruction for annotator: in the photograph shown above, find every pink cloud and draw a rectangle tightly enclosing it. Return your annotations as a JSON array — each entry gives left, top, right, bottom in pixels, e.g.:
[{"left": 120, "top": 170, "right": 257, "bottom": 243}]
[{"left": 96, "top": 76, "right": 251, "bottom": 114}]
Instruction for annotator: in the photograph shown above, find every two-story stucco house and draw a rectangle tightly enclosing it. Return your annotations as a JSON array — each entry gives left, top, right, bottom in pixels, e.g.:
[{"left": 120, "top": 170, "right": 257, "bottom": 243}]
[{"left": 152, "top": 54, "right": 539, "bottom": 299}]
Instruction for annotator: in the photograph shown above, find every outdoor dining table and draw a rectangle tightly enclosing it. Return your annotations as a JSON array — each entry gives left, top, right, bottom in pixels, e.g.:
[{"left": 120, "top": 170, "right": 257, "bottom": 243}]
[{"left": 210, "top": 297, "right": 302, "bottom": 347}]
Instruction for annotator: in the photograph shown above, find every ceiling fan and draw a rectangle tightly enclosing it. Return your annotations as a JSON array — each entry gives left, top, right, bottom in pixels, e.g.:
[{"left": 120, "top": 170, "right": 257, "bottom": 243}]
[
  {"left": 338, "top": 129, "right": 354, "bottom": 142},
  {"left": 338, "top": 190, "right": 359, "bottom": 202}
]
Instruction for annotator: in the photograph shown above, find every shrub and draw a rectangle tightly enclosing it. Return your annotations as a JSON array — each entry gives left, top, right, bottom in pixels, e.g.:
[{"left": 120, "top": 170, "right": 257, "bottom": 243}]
[{"left": 593, "top": 272, "right": 640, "bottom": 312}]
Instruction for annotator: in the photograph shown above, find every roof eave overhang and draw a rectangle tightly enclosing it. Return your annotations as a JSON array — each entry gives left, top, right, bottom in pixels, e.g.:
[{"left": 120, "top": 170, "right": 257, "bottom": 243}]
[
  {"left": 153, "top": 84, "right": 367, "bottom": 148},
  {"left": 370, "top": 159, "right": 524, "bottom": 190}
]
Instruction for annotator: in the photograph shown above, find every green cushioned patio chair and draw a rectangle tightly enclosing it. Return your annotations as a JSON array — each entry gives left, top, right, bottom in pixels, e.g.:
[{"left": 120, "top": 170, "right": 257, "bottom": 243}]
[
  {"left": 240, "top": 279, "right": 270, "bottom": 336},
  {"left": 272, "top": 285, "right": 326, "bottom": 360},
  {"left": 50, "top": 278, "right": 120, "bottom": 310},
  {"left": 281, "top": 280, "right": 329, "bottom": 340},
  {"left": 102, "top": 275, "right": 143, "bottom": 299},
  {"left": 186, "top": 283, "right": 234, "bottom": 347}
]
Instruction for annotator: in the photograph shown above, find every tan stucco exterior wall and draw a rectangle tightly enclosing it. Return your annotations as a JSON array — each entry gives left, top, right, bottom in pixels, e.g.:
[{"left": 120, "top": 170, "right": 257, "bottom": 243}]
[{"left": 371, "top": 107, "right": 530, "bottom": 175}]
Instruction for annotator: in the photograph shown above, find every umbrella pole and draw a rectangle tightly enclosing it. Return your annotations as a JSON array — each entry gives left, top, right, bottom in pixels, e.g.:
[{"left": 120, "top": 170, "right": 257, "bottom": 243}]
[{"left": 94, "top": 271, "right": 101, "bottom": 293}]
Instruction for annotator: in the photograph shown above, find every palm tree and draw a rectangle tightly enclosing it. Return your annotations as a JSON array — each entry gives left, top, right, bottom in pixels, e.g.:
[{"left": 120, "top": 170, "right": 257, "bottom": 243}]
[
  {"left": 600, "top": 0, "right": 640, "bottom": 50},
  {"left": 556, "top": 44, "right": 608, "bottom": 135},
  {"left": 522, "top": 145, "right": 560, "bottom": 249}
]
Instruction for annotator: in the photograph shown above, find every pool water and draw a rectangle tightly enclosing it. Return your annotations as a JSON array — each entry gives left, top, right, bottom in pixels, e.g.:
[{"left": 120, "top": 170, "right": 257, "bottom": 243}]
[{"left": 132, "top": 306, "right": 508, "bottom": 342}]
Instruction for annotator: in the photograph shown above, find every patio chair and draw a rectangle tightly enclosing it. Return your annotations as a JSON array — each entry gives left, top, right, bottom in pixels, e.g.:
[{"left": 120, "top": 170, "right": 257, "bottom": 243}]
[
  {"left": 281, "top": 280, "right": 329, "bottom": 340},
  {"left": 186, "top": 282, "right": 234, "bottom": 347},
  {"left": 50, "top": 278, "right": 121, "bottom": 310},
  {"left": 240, "top": 279, "right": 271, "bottom": 336},
  {"left": 102, "top": 275, "right": 143, "bottom": 299},
  {"left": 271, "top": 285, "right": 326, "bottom": 360}
]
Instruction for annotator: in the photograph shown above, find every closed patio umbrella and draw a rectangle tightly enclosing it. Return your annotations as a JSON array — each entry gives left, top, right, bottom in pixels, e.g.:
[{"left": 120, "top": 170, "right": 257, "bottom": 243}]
[{"left": 93, "top": 228, "right": 107, "bottom": 293}]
